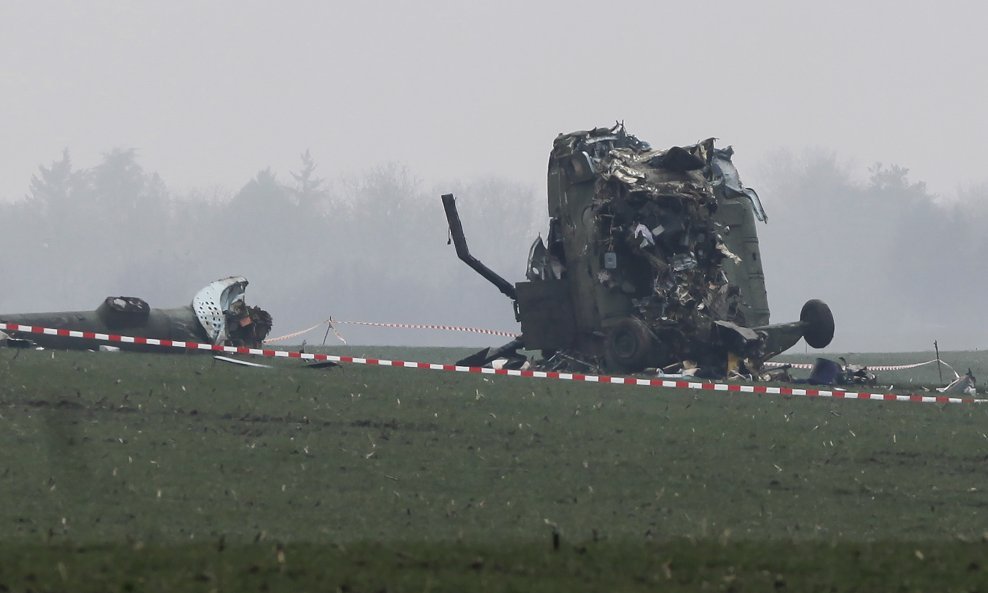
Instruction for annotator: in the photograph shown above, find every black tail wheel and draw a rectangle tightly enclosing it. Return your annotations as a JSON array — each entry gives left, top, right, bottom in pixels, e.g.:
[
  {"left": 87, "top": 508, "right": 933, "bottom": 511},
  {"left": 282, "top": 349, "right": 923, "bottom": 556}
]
[
  {"left": 604, "top": 317, "right": 654, "bottom": 372},
  {"left": 800, "top": 299, "right": 835, "bottom": 349}
]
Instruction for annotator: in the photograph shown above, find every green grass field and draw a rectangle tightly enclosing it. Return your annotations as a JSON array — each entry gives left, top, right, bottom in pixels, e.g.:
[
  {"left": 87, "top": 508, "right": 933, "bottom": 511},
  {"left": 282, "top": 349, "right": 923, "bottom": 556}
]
[{"left": 2, "top": 346, "right": 988, "bottom": 591}]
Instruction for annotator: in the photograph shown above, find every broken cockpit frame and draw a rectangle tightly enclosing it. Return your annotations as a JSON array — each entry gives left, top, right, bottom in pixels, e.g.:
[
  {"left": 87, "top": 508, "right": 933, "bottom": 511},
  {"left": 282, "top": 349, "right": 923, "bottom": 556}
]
[
  {"left": 443, "top": 124, "right": 834, "bottom": 377},
  {"left": 0, "top": 276, "right": 272, "bottom": 351}
]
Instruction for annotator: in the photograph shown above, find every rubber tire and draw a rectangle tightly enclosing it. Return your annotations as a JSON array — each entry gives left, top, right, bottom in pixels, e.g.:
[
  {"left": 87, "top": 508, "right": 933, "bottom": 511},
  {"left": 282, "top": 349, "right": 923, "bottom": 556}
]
[
  {"left": 800, "top": 299, "right": 835, "bottom": 349},
  {"left": 604, "top": 317, "right": 654, "bottom": 373}
]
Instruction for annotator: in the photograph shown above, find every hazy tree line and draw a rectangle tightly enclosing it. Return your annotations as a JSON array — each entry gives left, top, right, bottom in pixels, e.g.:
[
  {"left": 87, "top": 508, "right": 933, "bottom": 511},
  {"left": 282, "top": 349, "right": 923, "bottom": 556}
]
[
  {"left": 0, "top": 149, "right": 543, "bottom": 347},
  {"left": 756, "top": 151, "right": 988, "bottom": 351},
  {"left": 1, "top": 148, "right": 985, "bottom": 351}
]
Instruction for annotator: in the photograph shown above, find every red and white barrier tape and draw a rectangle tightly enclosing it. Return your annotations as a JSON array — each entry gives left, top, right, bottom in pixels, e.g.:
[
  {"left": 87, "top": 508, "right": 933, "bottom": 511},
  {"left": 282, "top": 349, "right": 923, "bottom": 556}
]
[
  {"left": 764, "top": 358, "right": 957, "bottom": 373},
  {"left": 1, "top": 322, "right": 979, "bottom": 406},
  {"left": 264, "top": 318, "right": 519, "bottom": 344},
  {"left": 333, "top": 319, "right": 519, "bottom": 337},
  {"left": 270, "top": 323, "right": 959, "bottom": 377},
  {"left": 263, "top": 322, "right": 327, "bottom": 344}
]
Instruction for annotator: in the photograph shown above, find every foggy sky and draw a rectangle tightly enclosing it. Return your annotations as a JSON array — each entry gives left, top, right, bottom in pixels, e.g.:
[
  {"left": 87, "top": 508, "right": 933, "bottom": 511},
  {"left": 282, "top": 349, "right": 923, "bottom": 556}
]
[
  {"left": 3, "top": 1, "right": 986, "bottom": 202},
  {"left": 2, "top": 1, "right": 986, "bottom": 354}
]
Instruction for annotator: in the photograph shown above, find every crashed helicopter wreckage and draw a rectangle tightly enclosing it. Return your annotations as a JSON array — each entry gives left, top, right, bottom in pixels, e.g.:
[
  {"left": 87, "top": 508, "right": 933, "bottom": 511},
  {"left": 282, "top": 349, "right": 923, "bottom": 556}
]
[
  {"left": 0, "top": 276, "right": 272, "bottom": 351},
  {"left": 442, "top": 124, "right": 834, "bottom": 378}
]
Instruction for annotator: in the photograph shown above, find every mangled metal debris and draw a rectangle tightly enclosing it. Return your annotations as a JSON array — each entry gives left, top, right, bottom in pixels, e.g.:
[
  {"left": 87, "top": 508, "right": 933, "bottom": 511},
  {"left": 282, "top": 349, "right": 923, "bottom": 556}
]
[
  {"left": 0, "top": 329, "right": 34, "bottom": 349},
  {"left": 0, "top": 276, "right": 272, "bottom": 351},
  {"left": 443, "top": 123, "right": 835, "bottom": 377},
  {"left": 807, "top": 357, "right": 877, "bottom": 386},
  {"left": 839, "top": 357, "right": 878, "bottom": 385},
  {"left": 214, "top": 355, "right": 273, "bottom": 368},
  {"left": 938, "top": 369, "right": 976, "bottom": 396}
]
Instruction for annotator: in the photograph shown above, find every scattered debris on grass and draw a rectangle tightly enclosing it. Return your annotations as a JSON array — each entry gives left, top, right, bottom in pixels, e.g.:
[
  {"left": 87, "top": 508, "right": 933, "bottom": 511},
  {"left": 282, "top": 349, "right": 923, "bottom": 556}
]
[{"left": 938, "top": 369, "right": 977, "bottom": 396}]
